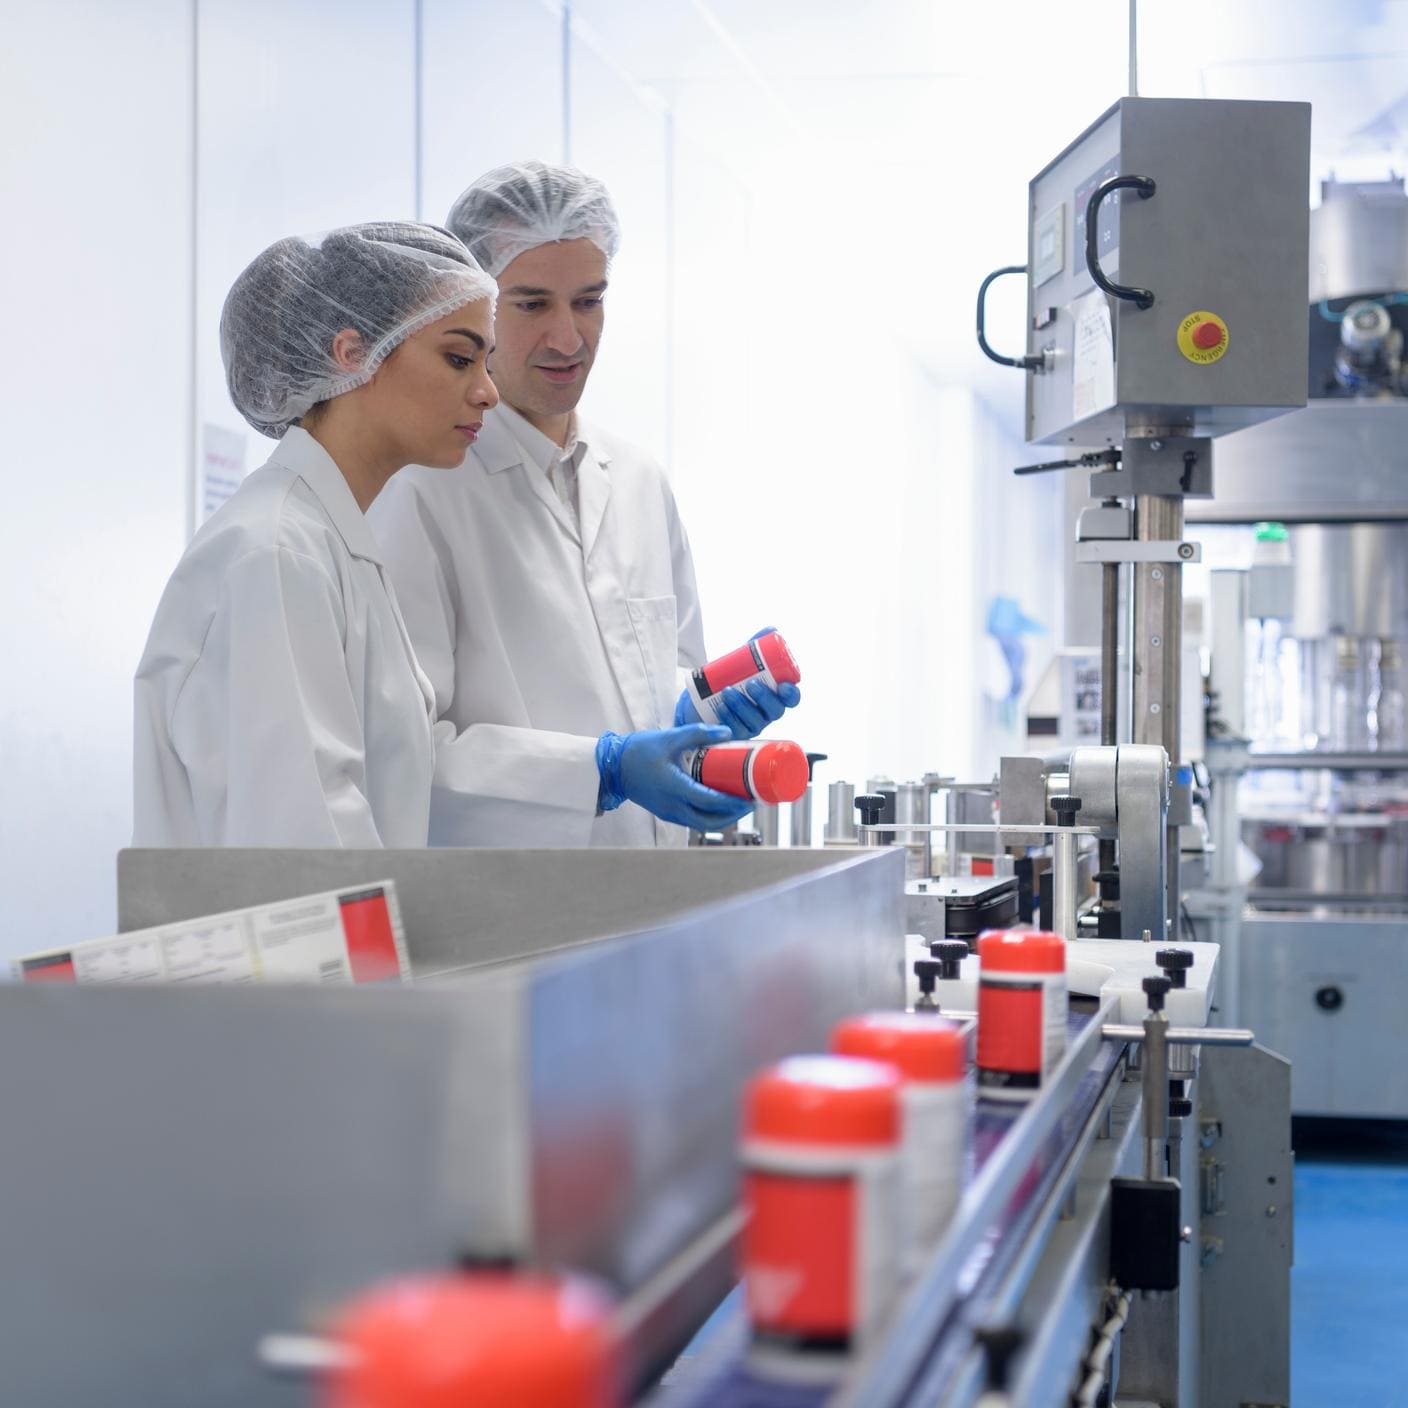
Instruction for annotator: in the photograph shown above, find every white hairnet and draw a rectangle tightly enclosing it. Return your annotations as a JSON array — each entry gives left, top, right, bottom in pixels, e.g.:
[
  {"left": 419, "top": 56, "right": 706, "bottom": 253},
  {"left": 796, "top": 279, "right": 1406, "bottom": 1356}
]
[
  {"left": 446, "top": 160, "right": 621, "bottom": 279},
  {"left": 220, "top": 221, "right": 497, "bottom": 439}
]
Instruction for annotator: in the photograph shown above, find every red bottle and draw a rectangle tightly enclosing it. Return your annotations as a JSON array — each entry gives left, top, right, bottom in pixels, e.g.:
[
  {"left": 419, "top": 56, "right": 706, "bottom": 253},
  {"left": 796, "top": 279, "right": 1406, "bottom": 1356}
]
[
  {"left": 687, "top": 740, "right": 810, "bottom": 804},
  {"left": 687, "top": 630, "right": 801, "bottom": 724}
]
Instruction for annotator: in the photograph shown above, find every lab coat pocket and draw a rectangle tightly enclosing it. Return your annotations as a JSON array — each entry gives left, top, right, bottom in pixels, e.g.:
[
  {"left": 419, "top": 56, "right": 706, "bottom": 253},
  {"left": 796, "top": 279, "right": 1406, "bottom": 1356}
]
[{"left": 626, "top": 594, "right": 679, "bottom": 726}]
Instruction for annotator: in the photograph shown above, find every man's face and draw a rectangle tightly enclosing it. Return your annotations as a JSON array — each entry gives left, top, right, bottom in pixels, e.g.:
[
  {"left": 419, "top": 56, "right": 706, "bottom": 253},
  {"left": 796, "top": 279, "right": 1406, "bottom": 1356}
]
[{"left": 489, "top": 237, "right": 607, "bottom": 425}]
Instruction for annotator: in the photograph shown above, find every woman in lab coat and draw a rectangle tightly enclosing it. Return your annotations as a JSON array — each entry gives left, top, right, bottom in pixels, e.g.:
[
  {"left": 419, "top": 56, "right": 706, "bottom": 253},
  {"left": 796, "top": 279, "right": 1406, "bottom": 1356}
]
[
  {"left": 133, "top": 222, "right": 511, "bottom": 846},
  {"left": 134, "top": 220, "right": 742, "bottom": 848}
]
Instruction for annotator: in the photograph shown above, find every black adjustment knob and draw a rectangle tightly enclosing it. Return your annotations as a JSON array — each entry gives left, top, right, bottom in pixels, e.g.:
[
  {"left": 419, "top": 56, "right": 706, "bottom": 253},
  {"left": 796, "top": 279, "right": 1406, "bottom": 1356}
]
[
  {"left": 1050, "top": 794, "right": 1082, "bottom": 826},
  {"left": 1142, "top": 975, "right": 1172, "bottom": 1012},
  {"left": 1095, "top": 868, "right": 1121, "bottom": 900},
  {"left": 1156, "top": 948, "right": 1194, "bottom": 988},
  {"left": 805, "top": 752, "right": 828, "bottom": 780},
  {"left": 914, "top": 959, "right": 941, "bottom": 999},
  {"left": 975, "top": 1323, "right": 1024, "bottom": 1391},
  {"left": 928, "top": 939, "right": 969, "bottom": 980},
  {"left": 1169, "top": 1096, "right": 1194, "bottom": 1119},
  {"left": 855, "top": 794, "right": 886, "bottom": 827}
]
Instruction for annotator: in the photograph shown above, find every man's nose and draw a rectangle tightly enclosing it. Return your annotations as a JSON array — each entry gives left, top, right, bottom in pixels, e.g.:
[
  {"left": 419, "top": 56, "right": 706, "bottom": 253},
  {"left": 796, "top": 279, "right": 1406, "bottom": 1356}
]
[{"left": 542, "top": 308, "right": 583, "bottom": 356}]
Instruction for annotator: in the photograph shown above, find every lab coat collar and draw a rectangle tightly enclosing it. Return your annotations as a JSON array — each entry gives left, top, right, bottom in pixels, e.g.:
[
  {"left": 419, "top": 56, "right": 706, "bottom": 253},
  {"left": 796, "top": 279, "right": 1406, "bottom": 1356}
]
[
  {"left": 477, "top": 404, "right": 615, "bottom": 473},
  {"left": 576, "top": 440, "right": 611, "bottom": 561},
  {"left": 477, "top": 404, "right": 614, "bottom": 558},
  {"left": 268, "top": 427, "right": 384, "bottom": 564},
  {"left": 473, "top": 407, "right": 530, "bottom": 475}
]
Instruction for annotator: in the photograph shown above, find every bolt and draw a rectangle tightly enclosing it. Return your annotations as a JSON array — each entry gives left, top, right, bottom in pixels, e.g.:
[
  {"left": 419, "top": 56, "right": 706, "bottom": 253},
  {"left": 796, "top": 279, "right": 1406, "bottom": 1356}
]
[
  {"left": 1152, "top": 568, "right": 1164, "bottom": 581},
  {"left": 1266, "top": 1204, "right": 1277, "bottom": 1218},
  {"left": 1151, "top": 635, "right": 1162, "bottom": 647},
  {"left": 1150, "top": 439, "right": 1164, "bottom": 451},
  {"left": 1181, "top": 1225, "right": 1193, "bottom": 1243},
  {"left": 1150, "top": 703, "right": 1162, "bottom": 715},
  {"left": 1179, "top": 543, "right": 1195, "bottom": 559}
]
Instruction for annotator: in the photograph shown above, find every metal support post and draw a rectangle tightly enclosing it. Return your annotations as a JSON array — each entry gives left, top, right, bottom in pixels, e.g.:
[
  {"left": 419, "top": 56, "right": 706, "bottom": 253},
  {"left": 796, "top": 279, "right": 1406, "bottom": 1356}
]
[
  {"left": 1100, "top": 559, "right": 1121, "bottom": 878},
  {"left": 1133, "top": 492, "right": 1185, "bottom": 932}
]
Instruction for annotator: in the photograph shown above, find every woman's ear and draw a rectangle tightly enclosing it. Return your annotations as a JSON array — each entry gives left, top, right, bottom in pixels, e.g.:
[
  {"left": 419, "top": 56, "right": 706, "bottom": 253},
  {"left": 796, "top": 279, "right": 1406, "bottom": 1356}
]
[{"left": 329, "top": 327, "right": 365, "bottom": 373}]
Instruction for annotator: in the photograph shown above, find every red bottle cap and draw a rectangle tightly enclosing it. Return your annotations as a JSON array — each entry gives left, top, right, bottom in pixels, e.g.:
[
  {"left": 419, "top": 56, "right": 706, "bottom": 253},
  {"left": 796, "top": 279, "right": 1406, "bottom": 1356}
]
[
  {"left": 750, "top": 740, "right": 810, "bottom": 804},
  {"left": 756, "top": 630, "right": 802, "bottom": 687},
  {"left": 831, "top": 1012, "right": 966, "bottom": 1083},
  {"left": 745, "top": 1054, "right": 901, "bottom": 1148},
  {"left": 325, "top": 1272, "right": 619, "bottom": 1408},
  {"left": 977, "top": 929, "right": 1065, "bottom": 974}
]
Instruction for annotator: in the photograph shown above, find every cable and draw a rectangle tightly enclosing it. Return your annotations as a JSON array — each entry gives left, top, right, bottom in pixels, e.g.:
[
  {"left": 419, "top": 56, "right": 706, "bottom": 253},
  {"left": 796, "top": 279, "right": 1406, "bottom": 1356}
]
[
  {"left": 1181, "top": 900, "right": 1200, "bottom": 945},
  {"left": 1072, "top": 1283, "right": 1132, "bottom": 1407}
]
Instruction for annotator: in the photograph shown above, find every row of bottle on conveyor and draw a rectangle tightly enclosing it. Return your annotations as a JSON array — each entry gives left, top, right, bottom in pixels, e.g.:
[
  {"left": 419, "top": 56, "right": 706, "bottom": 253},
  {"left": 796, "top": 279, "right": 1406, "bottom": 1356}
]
[{"left": 309, "top": 930, "right": 1074, "bottom": 1407}]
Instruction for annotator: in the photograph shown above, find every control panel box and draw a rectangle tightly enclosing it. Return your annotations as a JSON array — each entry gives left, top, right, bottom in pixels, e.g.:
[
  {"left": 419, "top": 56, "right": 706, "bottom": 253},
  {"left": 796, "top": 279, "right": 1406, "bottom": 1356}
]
[{"left": 1026, "top": 97, "right": 1311, "bottom": 446}]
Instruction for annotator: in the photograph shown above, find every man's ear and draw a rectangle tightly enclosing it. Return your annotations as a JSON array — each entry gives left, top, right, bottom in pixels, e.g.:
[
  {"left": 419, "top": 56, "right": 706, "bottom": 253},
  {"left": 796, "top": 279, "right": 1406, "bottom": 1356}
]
[{"left": 329, "top": 327, "right": 365, "bottom": 373}]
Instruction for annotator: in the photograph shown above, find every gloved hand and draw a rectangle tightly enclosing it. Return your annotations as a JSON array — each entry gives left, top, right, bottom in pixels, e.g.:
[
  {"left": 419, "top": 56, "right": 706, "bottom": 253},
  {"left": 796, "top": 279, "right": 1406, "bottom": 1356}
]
[
  {"left": 596, "top": 723, "right": 756, "bottom": 831},
  {"left": 673, "top": 628, "right": 803, "bottom": 739},
  {"left": 674, "top": 680, "right": 802, "bottom": 737}
]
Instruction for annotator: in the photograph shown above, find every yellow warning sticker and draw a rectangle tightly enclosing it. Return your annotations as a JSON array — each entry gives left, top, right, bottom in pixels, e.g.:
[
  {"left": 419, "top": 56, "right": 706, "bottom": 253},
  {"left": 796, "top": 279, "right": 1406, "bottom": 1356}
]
[{"left": 1177, "top": 310, "right": 1230, "bottom": 365}]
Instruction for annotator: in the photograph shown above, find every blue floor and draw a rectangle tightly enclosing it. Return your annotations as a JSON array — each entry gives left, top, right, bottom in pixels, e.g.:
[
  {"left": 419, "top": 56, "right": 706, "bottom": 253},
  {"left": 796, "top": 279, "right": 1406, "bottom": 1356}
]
[{"left": 1293, "top": 1120, "right": 1408, "bottom": 1406}]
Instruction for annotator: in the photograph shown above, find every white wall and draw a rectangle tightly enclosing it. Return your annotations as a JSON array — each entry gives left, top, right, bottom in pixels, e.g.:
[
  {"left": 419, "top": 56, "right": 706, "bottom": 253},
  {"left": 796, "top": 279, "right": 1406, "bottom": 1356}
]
[
  {"left": 194, "top": 0, "right": 418, "bottom": 519},
  {"left": 0, "top": 0, "right": 193, "bottom": 954}
]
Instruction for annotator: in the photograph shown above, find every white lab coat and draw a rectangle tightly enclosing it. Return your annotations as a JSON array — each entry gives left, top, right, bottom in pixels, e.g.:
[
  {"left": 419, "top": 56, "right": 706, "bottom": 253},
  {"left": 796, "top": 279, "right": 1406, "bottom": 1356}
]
[
  {"left": 133, "top": 427, "right": 595, "bottom": 847},
  {"left": 368, "top": 406, "right": 706, "bottom": 847}
]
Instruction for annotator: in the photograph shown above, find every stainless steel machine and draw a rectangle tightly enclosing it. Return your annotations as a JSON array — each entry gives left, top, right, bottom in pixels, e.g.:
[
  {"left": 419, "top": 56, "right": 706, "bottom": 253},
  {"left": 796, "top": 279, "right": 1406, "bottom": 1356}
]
[
  {"left": 1185, "top": 176, "right": 1408, "bottom": 1119},
  {"left": 0, "top": 840, "right": 1290, "bottom": 1408},
  {"left": 979, "top": 96, "right": 1312, "bottom": 951}
]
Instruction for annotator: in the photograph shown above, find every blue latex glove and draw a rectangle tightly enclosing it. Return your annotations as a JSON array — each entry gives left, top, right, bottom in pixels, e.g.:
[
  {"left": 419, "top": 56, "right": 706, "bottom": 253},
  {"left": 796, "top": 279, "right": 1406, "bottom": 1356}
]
[
  {"left": 673, "top": 629, "right": 803, "bottom": 738},
  {"left": 596, "top": 723, "right": 756, "bottom": 831}
]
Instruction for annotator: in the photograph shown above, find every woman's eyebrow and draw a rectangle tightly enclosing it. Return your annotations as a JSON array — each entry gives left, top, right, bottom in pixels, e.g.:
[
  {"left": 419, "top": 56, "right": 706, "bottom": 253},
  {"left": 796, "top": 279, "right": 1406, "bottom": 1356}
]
[{"left": 444, "top": 328, "right": 487, "bottom": 351}]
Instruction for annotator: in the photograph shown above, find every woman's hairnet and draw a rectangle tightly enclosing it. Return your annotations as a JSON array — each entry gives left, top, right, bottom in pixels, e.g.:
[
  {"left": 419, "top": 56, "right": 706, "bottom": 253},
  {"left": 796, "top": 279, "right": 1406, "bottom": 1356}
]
[
  {"left": 220, "top": 221, "right": 497, "bottom": 439},
  {"left": 446, "top": 161, "right": 621, "bottom": 279}
]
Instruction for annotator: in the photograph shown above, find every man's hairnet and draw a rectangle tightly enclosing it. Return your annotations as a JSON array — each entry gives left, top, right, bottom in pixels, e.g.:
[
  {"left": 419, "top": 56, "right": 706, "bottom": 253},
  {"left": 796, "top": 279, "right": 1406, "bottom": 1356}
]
[
  {"left": 446, "top": 160, "right": 621, "bottom": 279},
  {"left": 220, "top": 221, "right": 497, "bottom": 439}
]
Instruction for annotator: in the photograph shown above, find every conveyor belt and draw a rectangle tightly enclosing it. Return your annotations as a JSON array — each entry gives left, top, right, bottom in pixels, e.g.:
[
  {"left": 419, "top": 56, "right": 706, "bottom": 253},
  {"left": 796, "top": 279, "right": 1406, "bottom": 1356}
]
[{"left": 658, "top": 1009, "right": 1125, "bottom": 1406}]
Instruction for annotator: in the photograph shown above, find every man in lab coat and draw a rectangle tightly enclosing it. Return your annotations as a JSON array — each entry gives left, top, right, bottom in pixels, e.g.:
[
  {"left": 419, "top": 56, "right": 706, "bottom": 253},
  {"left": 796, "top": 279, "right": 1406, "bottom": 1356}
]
[{"left": 371, "top": 161, "right": 800, "bottom": 846}]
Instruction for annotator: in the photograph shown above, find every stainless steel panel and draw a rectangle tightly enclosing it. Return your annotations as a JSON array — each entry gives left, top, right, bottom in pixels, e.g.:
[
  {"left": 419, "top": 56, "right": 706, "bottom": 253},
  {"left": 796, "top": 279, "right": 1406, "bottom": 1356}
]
[
  {"left": 0, "top": 984, "right": 501, "bottom": 1408},
  {"left": 9, "top": 848, "right": 906, "bottom": 1406},
  {"left": 1188, "top": 400, "right": 1408, "bottom": 524},
  {"left": 1027, "top": 98, "right": 1311, "bottom": 446},
  {"left": 1290, "top": 523, "right": 1408, "bottom": 639},
  {"left": 118, "top": 846, "right": 855, "bottom": 978},
  {"left": 1238, "top": 911, "right": 1408, "bottom": 1117},
  {"left": 1310, "top": 179, "right": 1408, "bottom": 302},
  {"left": 1197, "top": 1044, "right": 1293, "bottom": 1408}
]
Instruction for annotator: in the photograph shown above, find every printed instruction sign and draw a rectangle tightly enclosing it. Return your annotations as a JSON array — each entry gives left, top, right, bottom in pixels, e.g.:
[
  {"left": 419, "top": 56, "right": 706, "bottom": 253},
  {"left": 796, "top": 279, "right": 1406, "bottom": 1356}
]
[
  {"left": 14, "top": 882, "right": 410, "bottom": 987},
  {"left": 1071, "top": 289, "right": 1115, "bottom": 421},
  {"left": 200, "top": 421, "right": 248, "bottom": 523}
]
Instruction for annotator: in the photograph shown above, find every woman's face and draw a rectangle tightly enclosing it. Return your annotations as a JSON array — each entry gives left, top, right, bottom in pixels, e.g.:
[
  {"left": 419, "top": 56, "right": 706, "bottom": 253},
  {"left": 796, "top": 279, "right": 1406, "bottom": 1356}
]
[{"left": 366, "top": 300, "right": 499, "bottom": 469}]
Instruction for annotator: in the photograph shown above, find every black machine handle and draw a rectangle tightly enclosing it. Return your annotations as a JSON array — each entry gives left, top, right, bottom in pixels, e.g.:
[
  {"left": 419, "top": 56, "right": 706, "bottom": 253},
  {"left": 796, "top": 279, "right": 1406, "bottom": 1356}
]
[
  {"left": 1085, "top": 174, "right": 1156, "bottom": 309},
  {"left": 1013, "top": 448, "right": 1122, "bottom": 478},
  {"left": 976, "top": 265, "right": 1045, "bottom": 371}
]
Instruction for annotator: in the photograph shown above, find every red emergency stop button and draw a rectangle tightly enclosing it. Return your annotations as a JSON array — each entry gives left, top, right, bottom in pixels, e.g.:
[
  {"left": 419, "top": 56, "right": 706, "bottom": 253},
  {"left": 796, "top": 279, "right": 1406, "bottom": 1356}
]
[{"left": 1177, "top": 311, "right": 1230, "bottom": 364}]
